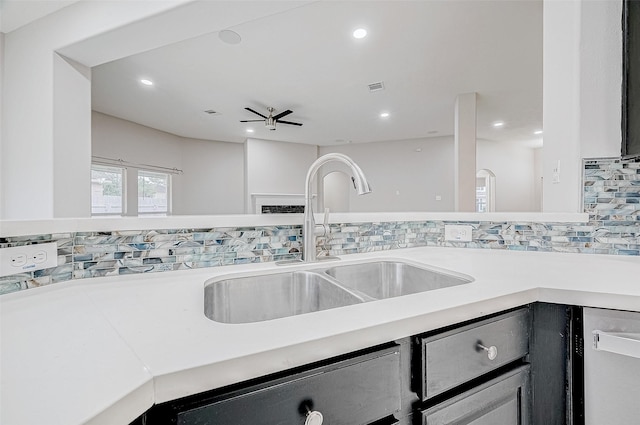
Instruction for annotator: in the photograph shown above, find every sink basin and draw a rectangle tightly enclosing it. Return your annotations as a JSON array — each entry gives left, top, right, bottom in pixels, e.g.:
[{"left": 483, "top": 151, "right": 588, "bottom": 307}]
[
  {"left": 204, "top": 271, "right": 365, "bottom": 324},
  {"left": 325, "top": 261, "right": 472, "bottom": 299},
  {"left": 204, "top": 260, "right": 473, "bottom": 324}
]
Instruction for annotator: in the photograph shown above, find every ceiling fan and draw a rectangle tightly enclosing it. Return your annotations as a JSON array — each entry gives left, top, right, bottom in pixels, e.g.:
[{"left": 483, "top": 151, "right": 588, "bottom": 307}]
[{"left": 240, "top": 107, "right": 303, "bottom": 131}]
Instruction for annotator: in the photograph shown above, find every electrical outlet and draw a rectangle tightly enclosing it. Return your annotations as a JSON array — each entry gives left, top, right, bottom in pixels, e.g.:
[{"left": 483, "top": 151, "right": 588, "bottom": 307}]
[
  {"left": 0, "top": 242, "right": 58, "bottom": 277},
  {"left": 552, "top": 160, "right": 561, "bottom": 184},
  {"left": 444, "top": 224, "right": 473, "bottom": 242}
]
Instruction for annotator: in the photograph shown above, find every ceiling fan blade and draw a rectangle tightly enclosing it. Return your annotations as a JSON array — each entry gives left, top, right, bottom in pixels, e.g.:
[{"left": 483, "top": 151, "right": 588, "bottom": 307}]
[
  {"left": 273, "top": 109, "right": 293, "bottom": 120},
  {"left": 239, "top": 119, "right": 264, "bottom": 122},
  {"left": 245, "top": 107, "right": 267, "bottom": 119},
  {"left": 278, "top": 120, "right": 303, "bottom": 126}
]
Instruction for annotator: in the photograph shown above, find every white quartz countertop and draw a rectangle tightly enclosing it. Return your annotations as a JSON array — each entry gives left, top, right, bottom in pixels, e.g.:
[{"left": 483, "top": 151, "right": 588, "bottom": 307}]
[{"left": 2, "top": 247, "right": 639, "bottom": 425}]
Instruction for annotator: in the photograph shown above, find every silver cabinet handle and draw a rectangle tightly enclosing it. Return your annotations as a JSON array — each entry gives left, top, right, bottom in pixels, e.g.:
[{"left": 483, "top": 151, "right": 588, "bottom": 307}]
[
  {"left": 593, "top": 330, "right": 640, "bottom": 359},
  {"left": 477, "top": 342, "right": 498, "bottom": 360},
  {"left": 304, "top": 409, "right": 323, "bottom": 425}
]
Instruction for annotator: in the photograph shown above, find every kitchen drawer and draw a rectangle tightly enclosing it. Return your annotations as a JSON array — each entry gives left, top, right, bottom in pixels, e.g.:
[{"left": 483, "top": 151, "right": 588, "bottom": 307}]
[
  {"left": 177, "top": 345, "right": 401, "bottom": 425},
  {"left": 417, "top": 308, "right": 530, "bottom": 400},
  {"left": 421, "top": 365, "right": 530, "bottom": 425}
]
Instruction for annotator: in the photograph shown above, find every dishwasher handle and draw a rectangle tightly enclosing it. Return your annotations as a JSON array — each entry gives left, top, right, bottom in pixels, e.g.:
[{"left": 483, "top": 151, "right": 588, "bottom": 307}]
[{"left": 592, "top": 330, "right": 640, "bottom": 359}]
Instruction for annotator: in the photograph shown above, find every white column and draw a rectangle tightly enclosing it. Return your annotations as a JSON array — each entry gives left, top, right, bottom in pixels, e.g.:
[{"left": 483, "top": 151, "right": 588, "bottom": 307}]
[
  {"left": 542, "top": 0, "right": 622, "bottom": 213},
  {"left": 53, "top": 54, "right": 92, "bottom": 218},
  {"left": 454, "top": 92, "right": 477, "bottom": 212},
  {"left": 542, "top": 0, "right": 582, "bottom": 213}
]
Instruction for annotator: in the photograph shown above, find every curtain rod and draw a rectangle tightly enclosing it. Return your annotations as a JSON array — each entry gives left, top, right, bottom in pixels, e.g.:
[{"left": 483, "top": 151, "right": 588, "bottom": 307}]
[{"left": 91, "top": 156, "right": 183, "bottom": 175}]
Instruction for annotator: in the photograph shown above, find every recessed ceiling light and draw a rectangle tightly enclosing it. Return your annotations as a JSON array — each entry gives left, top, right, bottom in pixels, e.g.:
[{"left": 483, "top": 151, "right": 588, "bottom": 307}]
[
  {"left": 353, "top": 28, "right": 367, "bottom": 39},
  {"left": 380, "top": 112, "right": 390, "bottom": 118},
  {"left": 140, "top": 79, "right": 154, "bottom": 86},
  {"left": 534, "top": 130, "right": 543, "bottom": 135},
  {"left": 246, "top": 128, "right": 255, "bottom": 133},
  {"left": 493, "top": 121, "right": 505, "bottom": 128}
]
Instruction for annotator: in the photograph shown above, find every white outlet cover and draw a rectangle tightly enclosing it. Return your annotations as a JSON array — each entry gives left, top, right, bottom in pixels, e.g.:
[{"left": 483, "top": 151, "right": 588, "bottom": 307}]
[
  {"left": 0, "top": 242, "right": 58, "bottom": 277},
  {"left": 444, "top": 224, "right": 473, "bottom": 242}
]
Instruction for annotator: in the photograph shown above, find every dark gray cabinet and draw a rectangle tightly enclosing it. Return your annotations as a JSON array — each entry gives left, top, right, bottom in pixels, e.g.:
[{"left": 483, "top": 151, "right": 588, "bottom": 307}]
[
  {"left": 164, "top": 345, "right": 401, "bottom": 425},
  {"left": 416, "top": 308, "right": 530, "bottom": 401},
  {"left": 421, "top": 366, "right": 530, "bottom": 425},
  {"left": 412, "top": 308, "right": 531, "bottom": 425},
  {"left": 136, "top": 304, "right": 573, "bottom": 425}
]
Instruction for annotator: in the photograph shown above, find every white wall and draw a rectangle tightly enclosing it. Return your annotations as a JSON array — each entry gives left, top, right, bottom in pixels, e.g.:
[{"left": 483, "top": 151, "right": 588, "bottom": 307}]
[
  {"left": 177, "top": 138, "right": 244, "bottom": 215},
  {"left": 323, "top": 172, "right": 351, "bottom": 212},
  {"left": 542, "top": 0, "right": 622, "bottom": 212},
  {"left": 533, "top": 147, "right": 544, "bottom": 211},
  {"left": 1, "top": 0, "right": 194, "bottom": 219},
  {"left": 579, "top": 0, "right": 623, "bottom": 158},
  {"left": 92, "top": 112, "right": 244, "bottom": 215},
  {"left": 244, "top": 138, "right": 318, "bottom": 213},
  {"left": 0, "top": 0, "right": 626, "bottom": 219},
  {"left": 542, "top": 0, "right": 582, "bottom": 213},
  {"left": 320, "top": 138, "right": 455, "bottom": 212},
  {"left": 477, "top": 140, "right": 537, "bottom": 212},
  {"left": 1, "top": 1, "right": 304, "bottom": 220},
  {"left": 0, "top": 32, "right": 4, "bottom": 218},
  {"left": 321, "top": 137, "right": 538, "bottom": 213}
]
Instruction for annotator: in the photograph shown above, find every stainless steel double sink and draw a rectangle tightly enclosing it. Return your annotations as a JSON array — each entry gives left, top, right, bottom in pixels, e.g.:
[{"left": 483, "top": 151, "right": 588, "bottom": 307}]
[{"left": 204, "top": 260, "right": 473, "bottom": 324}]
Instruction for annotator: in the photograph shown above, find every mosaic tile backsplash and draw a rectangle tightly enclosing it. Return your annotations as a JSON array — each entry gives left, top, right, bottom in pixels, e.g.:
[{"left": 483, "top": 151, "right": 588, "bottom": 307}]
[{"left": 1, "top": 158, "right": 639, "bottom": 295}]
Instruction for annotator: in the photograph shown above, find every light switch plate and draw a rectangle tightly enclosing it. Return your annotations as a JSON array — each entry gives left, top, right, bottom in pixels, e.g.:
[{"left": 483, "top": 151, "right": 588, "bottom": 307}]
[
  {"left": 444, "top": 224, "right": 473, "bottom": 242},
  {"left": 0, "top": 242, "right": 58, "bottom": 277}
]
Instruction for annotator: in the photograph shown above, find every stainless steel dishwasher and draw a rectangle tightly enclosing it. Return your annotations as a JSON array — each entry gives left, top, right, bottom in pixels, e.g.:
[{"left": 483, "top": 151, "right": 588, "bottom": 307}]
[{"left": 584, "top": 307, "right": 640, "bottom": 425}]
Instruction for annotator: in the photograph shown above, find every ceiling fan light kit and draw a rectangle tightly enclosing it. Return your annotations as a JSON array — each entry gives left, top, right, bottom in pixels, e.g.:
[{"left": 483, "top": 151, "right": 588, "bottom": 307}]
[{"left": 265, "top": 116, "right": 276, "bottom": 131}]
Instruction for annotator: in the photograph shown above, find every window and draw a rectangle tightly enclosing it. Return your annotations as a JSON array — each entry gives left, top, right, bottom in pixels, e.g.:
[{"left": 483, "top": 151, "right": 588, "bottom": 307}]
[
  {"left": 138, "top": 170, "right": 170, "bottom": 215},
  {"left": 91, "top": 165, "right": 124, "bottom": 215},
  {"left": 91, "top": 160, "right": 174, "bottom": 216}
]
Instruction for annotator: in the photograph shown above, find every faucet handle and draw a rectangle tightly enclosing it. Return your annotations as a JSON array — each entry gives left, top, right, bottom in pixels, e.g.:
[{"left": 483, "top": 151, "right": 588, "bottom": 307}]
[{"left": 314, "top": 208, "right": 330, "bottom": 236}]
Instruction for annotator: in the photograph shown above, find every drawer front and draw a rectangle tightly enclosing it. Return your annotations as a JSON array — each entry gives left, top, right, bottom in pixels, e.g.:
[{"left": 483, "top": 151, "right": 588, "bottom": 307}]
[
  {"left": 178, "top": 346, "right": 401, "bottom": 425},
  {"left": 421, "top": 365, "right": 530, "bottom": 425},
  {"left": 419, "top": 308, "right": 530, "bottom": 400}
]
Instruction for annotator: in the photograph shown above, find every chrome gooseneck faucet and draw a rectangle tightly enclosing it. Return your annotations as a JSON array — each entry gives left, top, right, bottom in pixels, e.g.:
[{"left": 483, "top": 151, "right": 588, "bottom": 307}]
[{"left": 303, "top": 153, "right": 372, "bottom": 262}]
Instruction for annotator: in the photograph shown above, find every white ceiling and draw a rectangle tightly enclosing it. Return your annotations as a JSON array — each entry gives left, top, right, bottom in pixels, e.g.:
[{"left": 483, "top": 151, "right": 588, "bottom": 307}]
[
  {"left": 0, "top": 0, "right": 79, "bottom": 33},
  {"left": 91, "top": 0, "right": 542, "bottom": 147}
]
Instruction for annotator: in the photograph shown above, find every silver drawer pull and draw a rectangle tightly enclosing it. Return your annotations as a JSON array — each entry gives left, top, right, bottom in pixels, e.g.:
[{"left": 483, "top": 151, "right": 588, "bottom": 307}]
[
  {"left": 477, "top": 342, "right": 498, "bottom": 360},
  {"left": 305, "top": 408, "right": 323, "bottom": 425}
]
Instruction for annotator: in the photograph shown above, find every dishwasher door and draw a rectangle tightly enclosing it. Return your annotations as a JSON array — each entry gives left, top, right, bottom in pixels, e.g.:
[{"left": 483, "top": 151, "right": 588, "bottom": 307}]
[{"left": 584, "top": 307, "right": 640, "bottom": 425}]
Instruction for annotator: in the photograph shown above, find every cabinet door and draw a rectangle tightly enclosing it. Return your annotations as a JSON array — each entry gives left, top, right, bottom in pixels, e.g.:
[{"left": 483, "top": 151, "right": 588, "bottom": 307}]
[
  {"left": 421, "top": 366, "right": 530, "bottom": 425},
  {"left": 177, "top": 346, "right": 401, "bottom": 425}
]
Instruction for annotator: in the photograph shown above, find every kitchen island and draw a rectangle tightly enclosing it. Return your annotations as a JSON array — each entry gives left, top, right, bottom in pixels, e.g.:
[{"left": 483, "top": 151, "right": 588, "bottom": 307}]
[{"left": 1, "top": 246, "right": 639, "bottom": 424}]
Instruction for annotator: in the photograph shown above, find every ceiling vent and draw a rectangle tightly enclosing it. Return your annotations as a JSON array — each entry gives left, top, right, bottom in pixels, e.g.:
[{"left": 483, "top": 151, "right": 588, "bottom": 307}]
[
  {"left": 204, "top": 110, "right": 220, "bottom": 115},
  {"left": 368, "top": 81, "right": 385, "bottom": 92}
]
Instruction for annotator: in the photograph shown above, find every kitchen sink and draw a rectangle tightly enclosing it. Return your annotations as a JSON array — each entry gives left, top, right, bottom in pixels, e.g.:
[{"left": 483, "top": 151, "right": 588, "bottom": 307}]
[
  {"left": 204, "top": 260, "right": 473, "bottom": 324},
  {"left": 204, "top": 271, "right": 366, "bottom": 324},
  {"left": 324, "top": 261, "right": 472, "bottom": 299}
]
